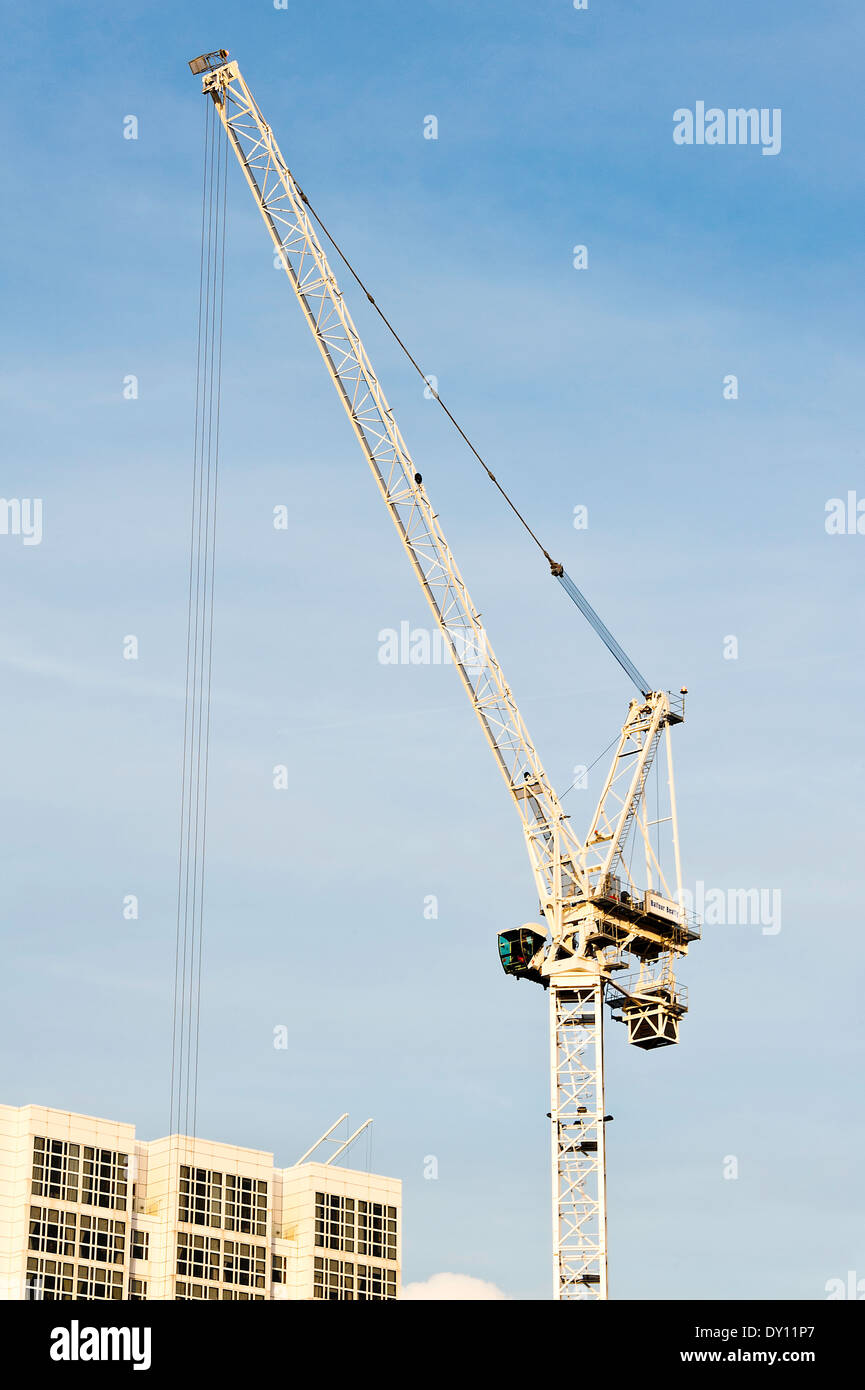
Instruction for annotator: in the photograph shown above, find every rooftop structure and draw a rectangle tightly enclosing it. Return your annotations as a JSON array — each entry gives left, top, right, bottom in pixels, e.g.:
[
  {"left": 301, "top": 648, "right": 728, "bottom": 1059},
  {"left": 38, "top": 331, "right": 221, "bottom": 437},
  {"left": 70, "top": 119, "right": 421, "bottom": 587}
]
[{"left": 0, "top": 1104, "right": 400, "bottom": 1301}]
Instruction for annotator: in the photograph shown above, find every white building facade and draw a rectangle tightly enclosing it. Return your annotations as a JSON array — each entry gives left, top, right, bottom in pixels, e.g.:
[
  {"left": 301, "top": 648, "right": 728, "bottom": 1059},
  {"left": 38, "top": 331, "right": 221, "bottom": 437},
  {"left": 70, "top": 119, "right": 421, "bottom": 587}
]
[{"left": 0, "top": 1105, "right": 400, "bottom": 1301}]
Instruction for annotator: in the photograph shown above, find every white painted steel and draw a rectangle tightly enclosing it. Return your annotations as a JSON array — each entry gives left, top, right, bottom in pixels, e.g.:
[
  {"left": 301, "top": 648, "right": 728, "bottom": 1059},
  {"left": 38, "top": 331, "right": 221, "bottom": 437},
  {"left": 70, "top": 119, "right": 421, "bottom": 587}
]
[{"left": 195, "top": 57, "right": 694, "bottom": 1301}]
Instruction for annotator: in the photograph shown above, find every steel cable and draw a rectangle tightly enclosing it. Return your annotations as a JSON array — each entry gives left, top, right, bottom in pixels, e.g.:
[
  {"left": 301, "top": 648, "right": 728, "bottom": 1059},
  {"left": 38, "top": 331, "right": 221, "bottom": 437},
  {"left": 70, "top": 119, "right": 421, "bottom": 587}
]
[
  {"left": 294, "top": 186, "right": 652, "bottom": 696},
  {"left": 170, "top": 100, "right": 226, "bottom": 1140}
]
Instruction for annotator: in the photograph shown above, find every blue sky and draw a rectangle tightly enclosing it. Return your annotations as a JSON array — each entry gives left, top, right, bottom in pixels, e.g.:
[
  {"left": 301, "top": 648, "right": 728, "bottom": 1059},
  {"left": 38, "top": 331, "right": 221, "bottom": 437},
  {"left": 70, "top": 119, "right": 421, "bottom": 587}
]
[{"left": 1, "top": 1, "right": 863, "bottom": 1299}]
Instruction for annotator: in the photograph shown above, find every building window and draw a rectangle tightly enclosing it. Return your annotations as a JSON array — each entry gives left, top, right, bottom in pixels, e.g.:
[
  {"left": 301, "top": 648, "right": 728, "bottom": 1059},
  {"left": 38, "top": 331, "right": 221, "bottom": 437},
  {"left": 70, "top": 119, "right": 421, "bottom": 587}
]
[
  {"left": 29, "top": 1205, "right": 77, "bottom": 1257},
  {"left": 357, "top": 1263, "right": 398, "bottom": 1300},
  {"left": 176, "top": 1282, "right": 220, "bottom": 1300},
  {"left": 32, "top": 1137, "right": 79, "bottom": 1203},
  {"left": 131, "top": 1230, "right": 149, "bottom": 1261},
  {"left": 223, "top": 1240, "right": 266, "bottom": 1289},
  {"left": 224, "top": 1175, "right": 268, "bottom": 1236},
  {"left": 79, "top": 1214, "right": 126, "bottom": 1264},
  {"left": 221, "top": 1290, "right": 265, "bottom": 1300},
  {"left": 314, "top": 1192, "right": 355, "bottom": 1252},
  {"left": 357, "top": 1201, "right": 397, "bottom": 1261},
  {"left": 272, "top": 1254, "right": 286, "bottom": 1284},
  {"left": 25, "top": 1257, "right": 74, "bottom": 1300},
  {"left": 129, "top": 1278, "right": 147, "bottom": 1300},
  {"left": 179, "top": 1165, "right": 222, "bottom": 1228},
  {"left": 177, "top": 1232, "right": 221, "bottom": 1282},
  {"left": 81, "top": 1147, "right": 128, "bottom": 1210},
  {"left": 313, "top": 1256, "right": 355, "bottom": 1300},
  {"left": 76, "top": 1265, "right": 124, "bottom": 1300}
]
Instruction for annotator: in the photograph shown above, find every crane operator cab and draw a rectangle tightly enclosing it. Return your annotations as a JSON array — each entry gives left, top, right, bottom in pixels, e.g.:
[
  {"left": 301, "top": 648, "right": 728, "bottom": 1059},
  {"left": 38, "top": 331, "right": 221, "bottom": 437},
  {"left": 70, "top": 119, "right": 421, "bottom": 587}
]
[{"left": 498, "top": 928, "right": 546, "bottom": 984}]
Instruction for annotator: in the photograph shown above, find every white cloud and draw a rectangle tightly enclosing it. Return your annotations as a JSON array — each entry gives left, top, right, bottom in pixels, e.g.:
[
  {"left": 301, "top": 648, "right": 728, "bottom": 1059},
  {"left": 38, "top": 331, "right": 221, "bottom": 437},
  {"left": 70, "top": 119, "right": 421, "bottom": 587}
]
[{"left": 401, "top": 1272, "right": 508, "bottom": 1301}]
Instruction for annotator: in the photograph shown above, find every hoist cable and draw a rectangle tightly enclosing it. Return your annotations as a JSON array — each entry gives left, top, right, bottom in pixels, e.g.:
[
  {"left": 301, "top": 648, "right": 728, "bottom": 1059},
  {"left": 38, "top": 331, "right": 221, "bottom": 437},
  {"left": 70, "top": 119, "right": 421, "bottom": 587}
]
[
  {"left": 184, "top": 102, "right": 219, "bottom": 1138},
  {"left": 170, "top": 99, "right": 225, "bottom": 1140},
  {"left": 190, "top": 116, "right": 227, "bottom": 1141},
  {"left": 170, "top": 97, "right": 211, "bottom": 1137}
]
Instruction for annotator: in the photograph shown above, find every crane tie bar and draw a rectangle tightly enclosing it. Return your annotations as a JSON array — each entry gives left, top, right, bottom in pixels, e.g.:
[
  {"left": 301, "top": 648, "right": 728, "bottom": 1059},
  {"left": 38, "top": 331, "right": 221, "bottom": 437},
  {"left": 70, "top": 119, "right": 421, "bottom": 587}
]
[{"left": 295, "top": 186, "right": 558, "bottom": 566}]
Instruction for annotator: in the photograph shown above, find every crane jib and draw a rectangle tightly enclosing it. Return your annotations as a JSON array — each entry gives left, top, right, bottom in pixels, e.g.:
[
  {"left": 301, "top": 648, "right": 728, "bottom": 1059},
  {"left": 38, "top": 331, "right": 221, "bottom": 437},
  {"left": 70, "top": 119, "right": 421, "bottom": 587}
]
[
  {"left": 188, "top": 51, "right": 696, "bottom": 1306},
  {"left": 189, "top": 51, "right": 653, "bottom": 706}
]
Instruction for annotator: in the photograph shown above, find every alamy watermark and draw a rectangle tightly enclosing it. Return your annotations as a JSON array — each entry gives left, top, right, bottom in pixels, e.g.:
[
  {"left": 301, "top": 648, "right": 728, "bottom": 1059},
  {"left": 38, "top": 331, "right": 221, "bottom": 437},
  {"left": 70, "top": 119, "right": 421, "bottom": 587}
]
[
  {"left": 50, "top": 1321, "right": 151, "bottom": 1371},
  {"left": 378, "top": 622, "right": 488, "bottom": 677},
  {"left": 673, "top": 103, "right": 781, "bottom": 157},
  {"left": 825, "top": 493, "right": 865, "bottom": 535},
  {"left": 0, "top": 497, "right": 42, "bottom": 545},
  {"left": 825, "top": 1271, "right": 865, "bottom": 1300},
  {"left": 680, "top": 880, "right": 781, "bottom": 935}
]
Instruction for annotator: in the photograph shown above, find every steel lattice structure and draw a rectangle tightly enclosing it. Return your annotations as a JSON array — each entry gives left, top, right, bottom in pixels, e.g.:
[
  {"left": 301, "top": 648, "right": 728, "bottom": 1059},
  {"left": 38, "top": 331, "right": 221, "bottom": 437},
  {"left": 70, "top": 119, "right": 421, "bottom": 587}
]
[
  {"left": 550, "top": 978, "right": 607, "bottom": 1297},
  {"left": 191, "top": 51, "right": 700, "bottom": 1300}
]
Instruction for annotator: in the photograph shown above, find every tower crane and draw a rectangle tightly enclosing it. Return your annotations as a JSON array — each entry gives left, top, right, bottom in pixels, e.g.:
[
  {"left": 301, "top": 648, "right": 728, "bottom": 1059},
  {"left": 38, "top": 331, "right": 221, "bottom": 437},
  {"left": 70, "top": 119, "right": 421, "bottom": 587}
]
[{"left": 189, "top": 50, "right": 701, "bottom": 1299}]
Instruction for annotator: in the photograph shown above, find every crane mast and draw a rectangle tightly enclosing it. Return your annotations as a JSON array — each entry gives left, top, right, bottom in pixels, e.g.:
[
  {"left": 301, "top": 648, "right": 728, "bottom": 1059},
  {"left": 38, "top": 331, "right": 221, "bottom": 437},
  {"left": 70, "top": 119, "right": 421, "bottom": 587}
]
[{"left": 191, "top": 51, "right": 699, "bottom": 1300}]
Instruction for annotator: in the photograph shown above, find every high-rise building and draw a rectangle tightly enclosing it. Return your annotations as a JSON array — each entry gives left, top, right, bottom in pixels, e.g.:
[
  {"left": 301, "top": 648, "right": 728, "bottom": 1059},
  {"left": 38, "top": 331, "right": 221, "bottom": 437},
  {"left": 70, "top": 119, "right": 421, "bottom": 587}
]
[{"left": 0, "top": 1105, "right": 400, "bottom": 1301}]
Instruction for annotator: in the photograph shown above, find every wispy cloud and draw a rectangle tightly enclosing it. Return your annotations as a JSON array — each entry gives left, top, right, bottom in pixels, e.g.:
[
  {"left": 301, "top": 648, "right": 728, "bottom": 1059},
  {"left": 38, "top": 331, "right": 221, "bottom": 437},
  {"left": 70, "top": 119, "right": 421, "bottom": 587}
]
[{"left": 401, "top": 1272, "right": 508, "bottom": 1301}]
